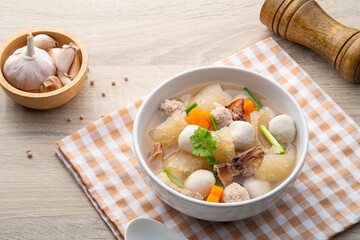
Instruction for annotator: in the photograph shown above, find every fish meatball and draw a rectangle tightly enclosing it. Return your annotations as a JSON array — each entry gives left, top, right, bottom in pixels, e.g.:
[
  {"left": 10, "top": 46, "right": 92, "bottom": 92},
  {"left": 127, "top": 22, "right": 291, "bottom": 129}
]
[
  {"left": 229, "top": 121, "right": 255, "bottom": 151},
  {"left": 159, "top": 99, "right": 185, "bottom": 118},
  {"left": 210, "top": 103, "right": 233, "bottom": 129},
  {"left": 221, "top": 182, "right": 250, "bottom": 203},
  {"left": 178, "top": 125, "right": 199, "bottom": 153},
  {"left": 184, "top": 170, "right": 215, "bottom": 198},
  {"left": 268, "top": 114, "right": 296, "bottom": 143},
  {"left": 241, "top": 177, "right": 272, "bottom": 198}
]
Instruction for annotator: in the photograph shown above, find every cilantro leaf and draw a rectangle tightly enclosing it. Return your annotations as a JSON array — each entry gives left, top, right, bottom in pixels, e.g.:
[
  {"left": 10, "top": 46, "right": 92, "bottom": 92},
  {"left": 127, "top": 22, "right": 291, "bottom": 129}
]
[{"left": 190, "top": 127, "right": 221, "bottom": 186}]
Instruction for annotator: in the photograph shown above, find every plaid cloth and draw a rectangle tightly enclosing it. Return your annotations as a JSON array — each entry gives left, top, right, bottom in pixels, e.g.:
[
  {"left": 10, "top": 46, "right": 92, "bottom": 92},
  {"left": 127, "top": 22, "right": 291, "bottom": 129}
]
[{"left": 56, "top": 38, "right": 360, "bottom": 239}]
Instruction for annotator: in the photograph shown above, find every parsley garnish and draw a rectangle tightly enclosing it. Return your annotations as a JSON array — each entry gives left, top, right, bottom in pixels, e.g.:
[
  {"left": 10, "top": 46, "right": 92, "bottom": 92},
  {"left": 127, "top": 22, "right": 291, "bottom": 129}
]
[{"left": 190, "top": 127, "right": 222, "bottom": 186}]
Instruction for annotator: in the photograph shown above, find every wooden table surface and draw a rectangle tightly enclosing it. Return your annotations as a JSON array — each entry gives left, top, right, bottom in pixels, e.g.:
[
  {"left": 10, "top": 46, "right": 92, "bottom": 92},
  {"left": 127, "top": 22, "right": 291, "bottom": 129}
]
[{"left": 0, "top": 0, "right": 359, "bottom": 239}]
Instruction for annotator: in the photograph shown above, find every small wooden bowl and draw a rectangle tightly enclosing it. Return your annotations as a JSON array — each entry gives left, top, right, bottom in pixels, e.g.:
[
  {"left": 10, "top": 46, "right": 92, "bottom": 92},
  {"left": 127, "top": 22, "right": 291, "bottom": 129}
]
[{"left": 0, "top": 27, "right": 88, "bottom": 109}]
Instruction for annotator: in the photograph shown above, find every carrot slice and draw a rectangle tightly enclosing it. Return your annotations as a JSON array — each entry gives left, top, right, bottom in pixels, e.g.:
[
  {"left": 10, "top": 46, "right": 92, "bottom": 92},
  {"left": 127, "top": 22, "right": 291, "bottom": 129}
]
[
  {"left": 186, "top": 108, "right": 212, "bottom": 129},
  {"left": 244, "top": 98, "right": 259, "bottom": 122},
  {"left": 206, "top": 185, "right": 223, "bottom": 203}
]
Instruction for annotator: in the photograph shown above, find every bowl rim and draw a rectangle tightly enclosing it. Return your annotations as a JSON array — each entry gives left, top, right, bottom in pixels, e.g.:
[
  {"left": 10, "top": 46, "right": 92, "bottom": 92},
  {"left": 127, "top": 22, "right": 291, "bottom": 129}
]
[
  {"left": 0, "top": 27, "right": 88, "bottom": 98},
  {"left": 133, "top": 65, "right": 309, "bottom": 208}
]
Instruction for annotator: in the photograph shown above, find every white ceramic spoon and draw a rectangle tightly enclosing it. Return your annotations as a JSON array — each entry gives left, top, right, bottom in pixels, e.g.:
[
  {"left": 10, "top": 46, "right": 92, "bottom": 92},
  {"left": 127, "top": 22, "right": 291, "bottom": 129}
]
[{"left": 125, "top": 218, "right": 187, "bottom": 240}]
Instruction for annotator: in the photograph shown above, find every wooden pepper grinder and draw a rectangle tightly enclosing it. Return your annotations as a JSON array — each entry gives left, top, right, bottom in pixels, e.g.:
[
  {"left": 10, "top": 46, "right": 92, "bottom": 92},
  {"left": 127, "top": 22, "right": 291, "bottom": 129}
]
[{"left": 260, "top": 0, "right": 360, "bottom": 83}]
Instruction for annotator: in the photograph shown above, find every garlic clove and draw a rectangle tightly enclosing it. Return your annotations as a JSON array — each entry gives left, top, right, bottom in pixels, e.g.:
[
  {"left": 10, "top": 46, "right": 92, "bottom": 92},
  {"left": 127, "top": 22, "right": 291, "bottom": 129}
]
[
  {"left": 47, "top": 47, "right": 61, "bottom": 62},
  {"left": 67, "top": 51, "right": 81, "bottom": 79},
  {"left": 33, "top": 34, "right": 58, "bottom": 51},
  {"left": 54, "top": 45, "right": 76, "bottom": 74},
  {"left": 3, "top": 33, "right": 56, "bottom": 92},
  {"left": 57, "top": 70, "right": 71, "bottom": 86},
  {"left": 40, "top": 76, "right": 63, "bottom": 93}
]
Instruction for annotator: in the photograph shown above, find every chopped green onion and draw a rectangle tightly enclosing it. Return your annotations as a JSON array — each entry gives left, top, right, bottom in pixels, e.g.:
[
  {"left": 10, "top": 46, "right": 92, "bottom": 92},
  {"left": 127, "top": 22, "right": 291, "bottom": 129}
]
[
  {"left": 259, "top": 125, "right": 284, "bottom": 154},
  {"left": 210, "top": 115, "right": 218, "bottom": 131},
  {"left": 243, "top": 87, "right": 262, "bottom": 110},
  {"left": 164, "top": 169, "right": 184, "bottom": 188},
  {"left": 185, "top": 102, "right": 198, "bottom": 114}
]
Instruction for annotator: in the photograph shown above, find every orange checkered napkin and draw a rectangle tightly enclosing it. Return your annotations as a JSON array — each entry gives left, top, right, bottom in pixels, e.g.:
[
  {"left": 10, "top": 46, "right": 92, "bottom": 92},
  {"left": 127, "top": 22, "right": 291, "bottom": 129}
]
[{"left": 56, "top": 38, "right": 360, "bottom": 240}]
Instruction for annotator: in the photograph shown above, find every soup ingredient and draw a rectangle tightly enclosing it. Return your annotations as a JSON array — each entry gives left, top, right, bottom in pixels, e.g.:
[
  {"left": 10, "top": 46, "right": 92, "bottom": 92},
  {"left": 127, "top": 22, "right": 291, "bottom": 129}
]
[
  {"left": 190, "top": 83, "right": 226, "bottom": 111},
  {"left": 102, "top": 91, "right": 106, "bottom": 97},
  {"left": 163, "top": 149, "right": 204, "bottom": 181},
  {"left": 250, "top": 107, "right": 275, "bottom": 147},
  {"left": 212, "top": 127, "right": 235, "bottom": 163},
  {"left": 210, "top": 116, "right": 218, "bottom": 131},
  {"left": 150, "top": 111, "right": 188, "bottom": 146},
  {"left": 268, "top": 114, "right": 296, "bottom": 144},
  {"left": 184, "top": 170, "right": 215, "bottom": 198},
  {"left": 57, "top": 70, "right": 71, "bottom": 86},
  {"left": 33, "top": 34, "right": 58, "bottom": 51},
  {"left": 184, "top": 102, "right": 198, "bottom": 114},
  {"left": 221, "top": 182, "right": 250, "bottom": 203},
  {"left": 111, "top": 81, "right": 116, "bottom": 86},
  {"left": 80, "top": 115, "right": 84, "bottom": 120},
  {"left": 148, "top": 143, "right": 163, "bottom": 161},
  {"left": 186, "top": 108, "right": 212, "bottom": 129},
  {"left": 178, "top": 125, "right": 199, "bottom": 153},
  {"left": 90, "top": 79, "right": 95, "bottom": 86},
  {"left": 229, "top": 121, "right": 255, "bottom": 151},
  {"left": 214, "top": 146, "right": 265, "bottom": 186},
  {"left": 157, "top": 172, "right": 203, "bottom": 200},
  {"left": 39, "top": 76, "right": 62, "bottom": 93},
  {"left": 255, "top": 144, "right": 296, "bottom": 181},
  {"left": 124, "top": 76, "right": 129, "bottom": 81},
  {"left": 159, "top": 99, "right": 186, "bottom": 118},
  {"left": 206, "top": 185, "right": 223, "bottom": 203},
  {"left": 244, "top": 99, "right": 259, "bottom": 122},
  {"left": 190, "top": 127, "right": 221, "bottom": 185},
  {"left": 67, "top": 117, "right": 72, "bottom": 122},
  {"left": 241, "top": 177, "right": 271, "bottom": 198},
  {"left": 259, "top": 125, "right": 284, "bottom": 154},
  {"left": 67, "top": 51, "right": 81, "bottom": 79},
  {"left": 164, "top": 169, "right": 184, "bottom": 188},
  {"left": 4, "top": 33, "right": 56, "bottom": 92},
  {"left": 225, "top": 98, "right": 245, "bottom": 121},
  {"left": 210, "top": 103, "right": 233, "bottom": 129},
  {"left": 243, "top": 87, "right": 262, "bottom": 110}
]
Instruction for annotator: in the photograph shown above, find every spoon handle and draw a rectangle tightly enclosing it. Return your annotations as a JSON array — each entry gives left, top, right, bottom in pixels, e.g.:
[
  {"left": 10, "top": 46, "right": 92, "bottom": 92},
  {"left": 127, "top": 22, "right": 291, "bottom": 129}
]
[{"left": 260, "top": 0, "right": 360, "bottom": 83}]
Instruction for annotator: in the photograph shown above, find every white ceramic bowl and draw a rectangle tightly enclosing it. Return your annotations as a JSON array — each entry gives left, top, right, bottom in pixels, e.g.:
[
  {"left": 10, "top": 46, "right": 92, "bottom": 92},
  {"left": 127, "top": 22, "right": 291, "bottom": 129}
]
[{"left": 133, "top": 66, "right": 309, "bottom": 222}]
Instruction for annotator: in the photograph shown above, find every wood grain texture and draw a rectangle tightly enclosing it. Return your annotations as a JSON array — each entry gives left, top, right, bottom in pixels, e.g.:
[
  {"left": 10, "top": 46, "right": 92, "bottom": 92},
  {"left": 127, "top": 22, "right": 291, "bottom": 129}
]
[
  {"left": 260, "top": 0, "right": 360, "bottom": 83},
  {"left": 0, "top": 0, "right": 359, "bottom": 239}
]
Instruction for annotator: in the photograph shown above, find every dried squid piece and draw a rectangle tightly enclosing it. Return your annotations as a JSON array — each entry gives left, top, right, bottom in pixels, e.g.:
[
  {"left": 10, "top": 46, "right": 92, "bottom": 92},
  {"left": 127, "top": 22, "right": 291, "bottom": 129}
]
[
  {"left": 225, "top": 98, "right": 245, "bottom": 121},
  {"left": 214, "top": 146, "right": 265, "bottom": 186},
  {"left": 148, "top": 143, "right": 163, "bottom": 161}
]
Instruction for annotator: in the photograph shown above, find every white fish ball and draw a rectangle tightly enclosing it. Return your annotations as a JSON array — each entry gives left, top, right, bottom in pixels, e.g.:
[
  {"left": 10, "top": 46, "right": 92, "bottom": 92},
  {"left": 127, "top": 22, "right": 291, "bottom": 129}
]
[
  {"left": 178, "top": 125, "right": 199, "bottom": 153},
  {"left": 242, "top": 177, "right": 272, "bottom": 198},
  {"left": 268, "top": 114, "right": 296, "bottom": 144},
  {"left": 229, "top": 121, "right": 255, "bottom": 150},
  {"left": 185, "top": 170, "right": 215, "bottom": 198}
]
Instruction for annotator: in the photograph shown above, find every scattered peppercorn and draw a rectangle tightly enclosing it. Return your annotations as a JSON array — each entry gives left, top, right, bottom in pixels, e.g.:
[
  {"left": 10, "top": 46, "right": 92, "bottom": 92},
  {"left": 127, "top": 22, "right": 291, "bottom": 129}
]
[
  {"left": 67, "top": 117, "right": 72, "bottom": 122},
  {"left": 90, "top": 80, "right": 94, "bottom": 86},
  {"left": 124, "top": 77, "right": 128, "bottom": 81},
  {"left": 111, "top": 81, "right": 116, "bottom": 86},
  {"left": 102, "top": 91, "right": 106, "bottom": 97},
  {"left": 27, "top": 151, "right": 33, "bottom": 158},
  {"left": 80, "top": 115, "right": 84, "bottom": 120},
  {"left": 101, "top": 114, "right": 105, "bottom": 118}
]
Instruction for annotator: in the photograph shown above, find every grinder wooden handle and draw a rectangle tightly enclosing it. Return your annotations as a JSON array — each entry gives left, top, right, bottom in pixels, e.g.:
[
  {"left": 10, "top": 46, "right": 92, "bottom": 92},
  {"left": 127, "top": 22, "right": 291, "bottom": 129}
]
[{"left": 260, "top": 0, "right": 360, "bottom": 83}]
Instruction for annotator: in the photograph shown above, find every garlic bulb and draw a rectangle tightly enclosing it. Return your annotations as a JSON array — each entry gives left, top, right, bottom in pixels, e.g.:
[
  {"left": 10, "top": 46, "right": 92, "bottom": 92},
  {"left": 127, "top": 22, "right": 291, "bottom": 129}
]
[
  {"left": 3, "top": 33, "right": 56, "bottom": 92},
  {"left": 68, "top": 51, "right": 81, "bottom": 79},
  {"left": 40, "top": 76, "right": 62, "bottom": 92},
  {"left": 33, "top": 34, "right": 58, "bottom": 51}
]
